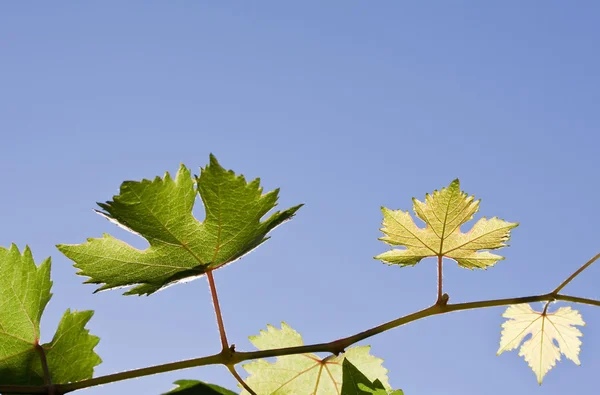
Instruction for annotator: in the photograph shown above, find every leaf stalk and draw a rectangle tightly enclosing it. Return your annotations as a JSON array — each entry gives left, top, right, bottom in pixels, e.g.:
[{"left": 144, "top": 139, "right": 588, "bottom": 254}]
[
  {"left": 206, "top": 270, "right": 257, "bottom": 394},
  {"left": 34, "top": 343, "right": 55, "bottom": 395},
  {"left": 207, "top": 270, "right": 229, "bottom": 351},
  {"left": 436, "top": 255, "right": 446, "bottom": 305},
  {"left": 227, "top": 365, "right": 257, "bottom": 395}
]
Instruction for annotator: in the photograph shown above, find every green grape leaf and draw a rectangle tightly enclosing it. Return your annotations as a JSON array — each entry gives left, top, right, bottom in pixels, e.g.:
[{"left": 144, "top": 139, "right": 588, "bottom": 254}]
[
  {"left": 375, "top": 179, "right": 518, "bottom": 269},
  {"left": 242, "top": 323, "right": 390, "bottom": 394},
  {"left": 57, "top": 155, "right": 302, "bottom": 295},
  {"left": 163, "top": 379, "right": 238, "bottom": 394},
  {"left": 358, "top": 386, "right": 404, "bottom": 395},
  {"left": 497, "top": 304, "right": 584, "bottom": 384},
  {"left": 0, "top": 245, "right": 101, "bottom": 387},
  {"left": 342, "top": 360, "right": 404, "bottom": 395}
]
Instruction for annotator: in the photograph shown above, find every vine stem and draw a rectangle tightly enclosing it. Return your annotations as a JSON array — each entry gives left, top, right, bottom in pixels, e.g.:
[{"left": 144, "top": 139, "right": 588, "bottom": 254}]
[
  {"left": 543, "top": 252, "right": 600, "bottom": 314},
  {"left": 207, "top": 270, "right": 229, "bottom": 351},
  {"left": 3, "top": 292, "right": 599, "bottom": 394},
  {"left": 207, "top": 270, "right": 255, "bottom": 393},
  {"left": 3, "top": 253, "right": 599, "bottom": 394},
  {"left": 552, "top": 252, "right": 600, "bottom": 294},
  {"left": 436, "top": 255, "right": 443, "bottom": 304},
  {"left": 227, "top": 365, "right": 257, "bottom": 395},
  {"left": 34, "top": 343, "right": 55, "bottom": 395}
]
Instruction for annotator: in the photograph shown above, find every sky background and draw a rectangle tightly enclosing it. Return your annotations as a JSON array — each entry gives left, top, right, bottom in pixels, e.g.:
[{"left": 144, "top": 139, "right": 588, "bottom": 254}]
[{"left": 1, "top": 2, "right": 599, "bottom": 394}]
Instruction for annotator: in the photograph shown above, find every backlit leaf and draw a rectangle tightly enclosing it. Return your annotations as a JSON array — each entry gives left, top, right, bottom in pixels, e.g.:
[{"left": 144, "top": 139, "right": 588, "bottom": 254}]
[
  {"left": 0, "top": 245, "right": 101, "bottom": 387},
  {"left": 58, "top": 155, "right": 302, "bottom": 295},
  {"left": 242, "top": 323, "right": 389, "bottom": 394},
  {"left": 375, "top": 179, "right": 517, "bottom": 269},
  {"left": 497, "top": 304, "right": 584, "bottom": 384}
]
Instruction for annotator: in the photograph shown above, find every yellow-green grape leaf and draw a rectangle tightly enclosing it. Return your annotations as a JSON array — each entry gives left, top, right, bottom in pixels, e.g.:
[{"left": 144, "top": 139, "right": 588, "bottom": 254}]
[
  {"left": 0, "top": 245, "right": 101, "bottom": 387},
  {"left": 342, "top": 359, "right": 404, "bottom": 395},
  {"left": 375, "top": 179, "right": 518, "bottom": 269},
  {"left": 58, "top": 155, "right": 302, "bottom": 295},
  {"left": 497, "top": 304, "right": 585, "bottom": 384},
  {"left": 242, "top": 323, "right": 390, "bottom": 395}
]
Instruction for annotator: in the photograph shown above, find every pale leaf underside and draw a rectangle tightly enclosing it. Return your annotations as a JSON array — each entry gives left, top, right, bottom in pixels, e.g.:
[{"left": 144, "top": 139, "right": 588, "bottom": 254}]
[
  {"left": 376, "top": 179, "right": 518, "bottom": 269},
  {"left": 497, "top": 303, "right": 584, "bottom": 384},
  {"left": 242, "top": 323, "right": 390, "bottom": 395}
]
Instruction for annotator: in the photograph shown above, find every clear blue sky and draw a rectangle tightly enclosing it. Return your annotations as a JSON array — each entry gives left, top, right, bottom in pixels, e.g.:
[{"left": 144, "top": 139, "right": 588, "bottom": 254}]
[{"left": 1, "top": 2, "right": 599, "bottom": 394}]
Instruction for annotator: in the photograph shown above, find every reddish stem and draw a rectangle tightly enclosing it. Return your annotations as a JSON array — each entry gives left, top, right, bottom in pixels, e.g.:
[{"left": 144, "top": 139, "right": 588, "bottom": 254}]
[
  {"left": 436, "top": 255, "right": 443, "bottom": 304},
  {"left": 227, "top": 365, "right": 257, "bottom": 395},
  {"left": 207, "top": 270, "right": 229, "bottom": 350},
  {"left": 35, "top": 342, "right": 55, "bottom": 395}
]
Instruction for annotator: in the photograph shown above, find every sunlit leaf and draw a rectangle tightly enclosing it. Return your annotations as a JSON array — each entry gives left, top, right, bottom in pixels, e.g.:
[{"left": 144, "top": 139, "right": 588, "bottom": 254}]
[
  {"left": 58, "top": 155, "right": 302, "bottom": 295},
  {"left": 376, "top": 179, "right": 517, "bottom": 269},
  {"left": 242, "top": 323, "right": 389, "bottom": 394},
  {"left": 497, "top": 303, "right": 584, "bottom": 384},
  {"left": 0, "top": 245, "right": 101, "bottom": 387}
]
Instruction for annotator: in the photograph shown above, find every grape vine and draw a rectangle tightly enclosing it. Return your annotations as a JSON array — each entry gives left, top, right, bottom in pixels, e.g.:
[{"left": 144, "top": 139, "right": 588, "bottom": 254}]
[{"left": 0, "top": 156, "right": 597, "bottom": 394}]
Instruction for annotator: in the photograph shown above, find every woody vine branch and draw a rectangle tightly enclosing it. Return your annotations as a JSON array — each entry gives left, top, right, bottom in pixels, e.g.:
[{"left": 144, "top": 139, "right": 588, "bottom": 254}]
[{"left": 1, "top": 253, "right": 598, "bottom": 395}]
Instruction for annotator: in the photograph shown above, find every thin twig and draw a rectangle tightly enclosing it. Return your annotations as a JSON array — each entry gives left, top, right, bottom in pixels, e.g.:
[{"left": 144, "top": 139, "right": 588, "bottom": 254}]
[
  {"left": 227, "top": 365, "right": 257, "bottom": 395},
  {"left": 552, "top": 252, "right": 600, "bottom": 294},
  {"left": 3, "top": 292, "right": 591, "bottom": 394},
  {"left": 207, "top": 271, "right": 257, "bottom": 393},
  {"left": 436, "top": 255, "right": 443, "bottom": 304},
  {"left": 57, "top": 353, "right": 223, "bottom": 394},
  {"left": 207, "top": 270, "right": 229, "bottom": 351},
  {"left": 34, "top": 340, "right": 56, "bottom": 395},
  {"left": 35, "top": 342, "right": 56, "bottom": 395},
  {"left": 5, "top": 252, "right": 600, "bottom": 395},
  {"left": 34, "top": 343, "right": 51, "bottom": 387}
]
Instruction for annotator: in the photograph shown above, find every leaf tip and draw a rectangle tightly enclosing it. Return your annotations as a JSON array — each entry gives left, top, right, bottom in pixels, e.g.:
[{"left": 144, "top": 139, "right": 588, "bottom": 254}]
[{"left": 208, "top": 153, "right": 222, "bottom": 168}]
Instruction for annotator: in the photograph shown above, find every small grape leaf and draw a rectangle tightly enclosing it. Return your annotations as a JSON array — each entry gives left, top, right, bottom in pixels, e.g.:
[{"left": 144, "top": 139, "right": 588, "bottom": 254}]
[
  {"left": 342, "top": 359, "right": 404, "bottom": 395},
  {"left": 375, "top": 179, "right": 518, "bottom": 269},
  {"left": 162, "top": 379, "right": 237, "bottom": 394},
  {"left": 57, "top": 155, "right": 302, "bottom": 295},
  {"left": 497, "top": 304, "right": 585, "bottom": 384},
  {"left": 242, "top": 323, "right": 390, "bottom": 394},
  {"left": 0, "top": 245, "right": 101, "bottom": 387},
  {"left": 357, "top": 386, "right": 404, "bottom": 395}
]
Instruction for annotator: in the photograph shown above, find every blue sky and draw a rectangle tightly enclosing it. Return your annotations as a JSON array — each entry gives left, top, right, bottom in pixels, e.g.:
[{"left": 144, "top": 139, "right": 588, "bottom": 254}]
[{"left": 1, "top": 2, "right": 599, "bottom": 394}]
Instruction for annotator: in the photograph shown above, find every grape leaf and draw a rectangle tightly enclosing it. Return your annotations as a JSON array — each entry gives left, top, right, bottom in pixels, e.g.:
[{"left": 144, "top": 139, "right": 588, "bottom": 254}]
[
  {"left": 57, "top": 155, "right": 302, "bottom": 295},
  {"left": 163, "top": 379, "right": 237, "bottom": 394},
  {"left": 357, "top": 386, "right": 404, "bottom": 395},
  {"left": 342, "top": 359, "right": 404, "bottom": 395},
  {"left": 0, "top": 245, "right": 101, "bottom": 387},
  {"left": 375, "top": 179, "right": 518, "bottom": 269},
  {"left": 497, "top": 304, "right": 585, "bottom": 384},
  {"left": 242, "top": 323, "right": 390, "bottom": 394}
]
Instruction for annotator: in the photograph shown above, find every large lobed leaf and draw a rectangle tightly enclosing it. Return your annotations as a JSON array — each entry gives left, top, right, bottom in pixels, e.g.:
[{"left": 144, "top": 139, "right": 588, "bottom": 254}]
[
  {"left": 497, "top": 303, "right": 585, "bottom": 384},
  {"left": 0, "top": 245, "right": 101, "bottom": 388},
  {"left": 58, "top": 155, "right": 302, "bottom": 295},
  {"left": 242, "top": 323, "right": 390, "bottom": 394},
  {"left": 376, "top": 179, "right": 518, "bottom": 269}
]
